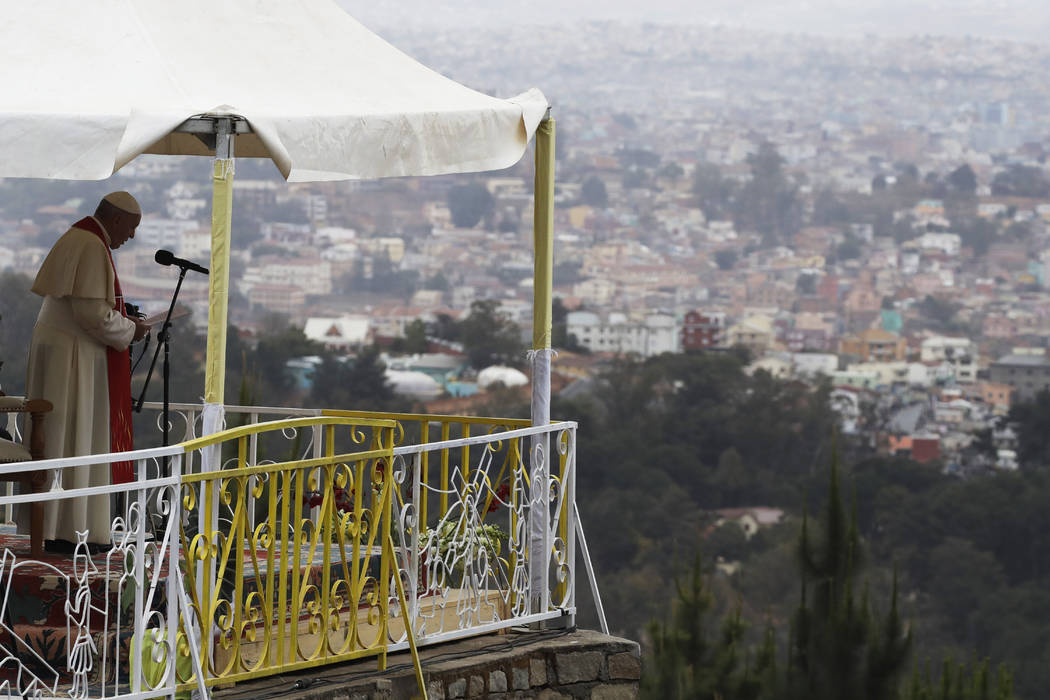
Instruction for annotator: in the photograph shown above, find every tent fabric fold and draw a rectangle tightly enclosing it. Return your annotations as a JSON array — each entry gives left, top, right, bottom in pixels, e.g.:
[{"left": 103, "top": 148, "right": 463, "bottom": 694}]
[{"left": 0, "top": 0, "right": 548, "bottom": 181}]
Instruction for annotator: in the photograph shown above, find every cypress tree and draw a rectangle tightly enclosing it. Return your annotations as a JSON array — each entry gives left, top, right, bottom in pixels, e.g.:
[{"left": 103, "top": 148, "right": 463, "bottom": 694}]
[{"left": 785, "top": 450, "right": 912, "bottom": 700}]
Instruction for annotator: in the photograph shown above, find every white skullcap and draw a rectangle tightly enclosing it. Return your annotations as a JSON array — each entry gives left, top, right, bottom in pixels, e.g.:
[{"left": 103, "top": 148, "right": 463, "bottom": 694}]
[{"left": 102, "top": 191, "right": 141, "bottom": 215}]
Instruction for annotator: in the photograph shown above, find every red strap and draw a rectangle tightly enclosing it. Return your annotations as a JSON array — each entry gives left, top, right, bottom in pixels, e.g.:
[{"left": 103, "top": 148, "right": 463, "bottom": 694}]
[{"left": 78, "top": 217, "right": 134, "bottom": 483}]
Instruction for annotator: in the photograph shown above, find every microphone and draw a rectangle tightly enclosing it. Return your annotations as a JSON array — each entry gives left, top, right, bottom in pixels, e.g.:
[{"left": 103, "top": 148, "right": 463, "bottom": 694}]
[{"left": 155, "top": 249, "right": 209, "bottom": 275}]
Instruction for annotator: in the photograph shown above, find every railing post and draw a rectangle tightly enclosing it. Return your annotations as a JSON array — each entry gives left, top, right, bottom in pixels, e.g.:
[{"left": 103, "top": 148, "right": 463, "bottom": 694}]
[
  {"left": 168, "top": 454, "right": 182, "bottom": 696},
  {"left": 408, "top": 451, "right": 422, "bottom": 635},
  {"left": 132, "top": 456, "right": 147, "bottom": 694}
]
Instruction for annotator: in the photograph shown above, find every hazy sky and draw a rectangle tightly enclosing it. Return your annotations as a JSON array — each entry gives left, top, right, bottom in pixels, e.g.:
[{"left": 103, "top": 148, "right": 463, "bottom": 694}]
[{"left": 337, "top": 0, "right": 1049, "bottom": 42}]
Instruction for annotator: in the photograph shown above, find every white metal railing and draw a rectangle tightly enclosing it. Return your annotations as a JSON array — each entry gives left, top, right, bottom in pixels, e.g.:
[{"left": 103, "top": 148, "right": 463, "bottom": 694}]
[
  {"left": 388, "top": 421, "right": 578, "bottom": 650},
  {"left": 0, "top": 412, "right": 597, "bottom": 699},
  {"left": 0, "top": 444, "right": 186, "bottom": 700}
]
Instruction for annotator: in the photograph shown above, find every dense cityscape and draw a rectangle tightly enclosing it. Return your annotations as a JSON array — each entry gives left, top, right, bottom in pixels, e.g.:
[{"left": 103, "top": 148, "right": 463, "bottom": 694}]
[{"left": 5, "top": 24, "right": 1049, "bottom": 470}]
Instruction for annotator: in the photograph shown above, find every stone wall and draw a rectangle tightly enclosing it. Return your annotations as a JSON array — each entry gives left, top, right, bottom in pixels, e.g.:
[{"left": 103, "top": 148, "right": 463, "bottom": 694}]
[
  {"left": 419, "top": 629, "right": 640, "bottom": 700},
  {"left": 229, "top": 629, "right": 641, "bottom": 700}
]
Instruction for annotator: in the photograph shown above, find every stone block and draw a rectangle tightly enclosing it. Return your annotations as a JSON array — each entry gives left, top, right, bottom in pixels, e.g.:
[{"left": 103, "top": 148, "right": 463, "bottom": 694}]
[
  {"left": 555, "top": 651, "right": 603, "bottom": 684},
  {"left": 427, "top": 679, "right": 446, "bottom": 700},
  {"left": 448, "top": 678, "right": 467, "bottom": 699},
  {"left": 590, "top": 683, "right": 638, "bottom": 700},
  {"left": 468, "top": 674, "right": 485, "bottom": 698},
  {"left": 490, "top": 669, "right": 508, "bottom": 692},
  {"left": 537, "top": 690, "right": 570, "bottom": 700},
  {"left": 513, "top": 665, "right": 530, "bottom": 690},
  {"left": 530, "top": 658, "right": 548, "bottom": 687},
  {"left": 607, "top": 652, "right": 641, "bottom": 680}
]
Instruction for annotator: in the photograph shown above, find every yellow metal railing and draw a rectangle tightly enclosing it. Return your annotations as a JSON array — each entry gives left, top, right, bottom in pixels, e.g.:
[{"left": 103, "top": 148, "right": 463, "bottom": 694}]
[
  {"left": 175, "top": 415, "right": 397, "bottom": 690},
  {"left": 321, "top": 410, "right": 530, "bottom": 533}
]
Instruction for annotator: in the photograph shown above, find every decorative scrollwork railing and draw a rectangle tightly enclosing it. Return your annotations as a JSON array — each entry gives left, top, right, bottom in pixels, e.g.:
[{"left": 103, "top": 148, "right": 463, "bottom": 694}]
[{"left": 0, "top": 410, "right": 580, "bottom": 700}]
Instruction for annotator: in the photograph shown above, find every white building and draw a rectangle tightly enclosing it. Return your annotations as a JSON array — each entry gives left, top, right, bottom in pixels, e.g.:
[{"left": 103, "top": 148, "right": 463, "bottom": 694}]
[
  {"left": 572, "top": 277, "right": 618, "bottom": 307},
  {"left": 567, "top": 311, "right": 679, "bottom": 356},
  {"left": 303, "top": 316, "right": 371, "bottom": 352},
  {"left": 920, "top": 336, "right": 977, "bottom": 383},
  {"left": 915, "top": 232, "right": 961, "bottom": 257},
  {"left": 136, "top": 217, "right": 199, "bottom": 251},
  {"left": 242, "top": 256, "right": 332, "bottom": 297},
  {"left": 790, "top": 353, "right": 839, "bottom": 377},
  {"left": 846, "top": 361, "right": 931, "bottom": 388}
]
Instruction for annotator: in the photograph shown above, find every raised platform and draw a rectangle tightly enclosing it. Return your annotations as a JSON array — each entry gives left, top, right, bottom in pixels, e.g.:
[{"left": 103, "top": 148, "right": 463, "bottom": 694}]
[{"left": 211, "top": 628, "right": 641, "bottom": 700}]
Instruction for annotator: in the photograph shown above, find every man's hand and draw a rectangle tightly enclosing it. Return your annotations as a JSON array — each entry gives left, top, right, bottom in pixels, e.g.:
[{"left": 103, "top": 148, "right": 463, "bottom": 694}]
[{"left": 132, "top": 318, "right": 150, "bottom": 342}]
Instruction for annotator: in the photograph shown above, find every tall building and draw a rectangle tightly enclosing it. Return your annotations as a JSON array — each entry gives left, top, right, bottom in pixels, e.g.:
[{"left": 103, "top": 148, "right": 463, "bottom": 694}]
[
  {"left": 989, "top": 353, "right": 1050, "bottom": 403},
  {"left": 567, "top": 311, "right": 679, "bottom": 356},
  {"left": 681, "top": 310, "right": 726, "bottom": 350}
]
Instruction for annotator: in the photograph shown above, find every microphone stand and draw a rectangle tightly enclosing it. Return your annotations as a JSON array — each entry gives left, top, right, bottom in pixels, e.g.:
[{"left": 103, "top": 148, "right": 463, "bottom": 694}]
[{"left": 135, "top": 266, "right": 189, "bottom": 476}]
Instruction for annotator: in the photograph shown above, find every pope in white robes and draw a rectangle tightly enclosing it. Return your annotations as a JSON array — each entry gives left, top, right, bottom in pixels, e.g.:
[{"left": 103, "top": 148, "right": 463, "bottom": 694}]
[{"left": 20, "top": 192, "right": 149, "bottom": 548}]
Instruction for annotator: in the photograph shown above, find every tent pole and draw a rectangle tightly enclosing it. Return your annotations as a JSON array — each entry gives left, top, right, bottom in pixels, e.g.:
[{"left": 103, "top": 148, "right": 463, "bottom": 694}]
[
  {"left": 529, "top": 116, "right": 555, "bottom": 616},
  {"left": 202, "top": 117, "right": 235, "bottom": 445}
]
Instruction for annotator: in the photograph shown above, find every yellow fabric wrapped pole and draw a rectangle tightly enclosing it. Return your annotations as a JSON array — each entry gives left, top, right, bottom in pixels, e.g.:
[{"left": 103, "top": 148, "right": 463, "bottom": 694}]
[
  {"left": 202, "top": 118, "right": 235, "bottom": 495},
  {"left": 204, "top": 156, "right": 234, "bottom": 407},
  {"left": 531, "top": 118, "right": 555, "bottom": 355}
]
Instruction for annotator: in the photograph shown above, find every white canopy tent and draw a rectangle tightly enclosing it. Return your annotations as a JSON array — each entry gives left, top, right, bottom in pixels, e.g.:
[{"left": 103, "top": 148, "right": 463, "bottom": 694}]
[
  {"left": 0, "top": 0, "right": 555, "bottom": 436},
  {"left": 1, "top": 0, "right": 548, "bottom": 181}
]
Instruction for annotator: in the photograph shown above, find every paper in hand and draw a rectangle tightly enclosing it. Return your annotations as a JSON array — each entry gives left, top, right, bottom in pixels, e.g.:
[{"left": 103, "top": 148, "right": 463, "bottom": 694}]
[{"left": 142, "top": 307, "right": 190, "bottom": 328}]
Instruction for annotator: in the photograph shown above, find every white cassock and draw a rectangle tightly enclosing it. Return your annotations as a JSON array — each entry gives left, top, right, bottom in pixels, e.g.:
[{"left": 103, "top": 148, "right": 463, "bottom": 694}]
[{"left": 19, "top": 218, "right": 135, "bottom": 545}]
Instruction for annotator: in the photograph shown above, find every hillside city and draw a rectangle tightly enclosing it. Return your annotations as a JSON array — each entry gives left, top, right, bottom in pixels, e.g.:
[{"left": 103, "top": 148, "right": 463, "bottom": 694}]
[{"left": 3, "top": 23, "right": 1050, "bottom": 476}]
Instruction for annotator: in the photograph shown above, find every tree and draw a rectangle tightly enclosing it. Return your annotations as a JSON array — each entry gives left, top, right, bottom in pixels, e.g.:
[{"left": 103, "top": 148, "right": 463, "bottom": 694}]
[
  {"left": 990, "top": 166, "right": 1050, "bottom": 198},
  {"left": 616, "top": 147, "right": 661, "bottom": 170},
  {"left": 693, "top": 163, "right": 735, "bottom": 220},
  {"left": 423, "top": 271, "right": 450, "bottom": 292},
  {"left": 402, "top": 319, "right": 429, "bottom": 355},
  {"left": 246, "top": 323, "right": 322, "bottom": 404},
  {"left": 581, "top": 176, "right": 608, "bottom": 208},
  {"left": 658, "top": 161, "right": 685, "bottom": 183},
  {"left": 458, "top": 299, "right": 524, "bottom": 369},
  {"left": 447, "top": 182, "right": 494, "bottom": 228},
  {"left": 623, "top": 168, "right": 648, "bottom": 190},
  {"left": 551, "top": 297, "right": 585, "bottom": 352},
  {"left": 1007, "top": 389, "right": 1050, "bottom": 468},
  {"left": 430, "top": 313, "right": 459, "bottom": 342},
  {"left": 785, "top": 453, "right": 912, "bottom": 700},
  {"left": 947, "top": 164, "right": 977, "bottom": 197},
  {"left": 955, "top": 217, "right": 996, "bottom": 256},
  {"left": 904, "top": 658, "right": 1013, "bottom": 700},
  {"left": 641, "top": 556, "right": 775, "bottom": 700},
  {"left": 733, "top": 141, "right": 801, "bottom": 245},
  {"left": 308, "top": 345, "right": 401, "bottom": 412},
  {"left": 797, "top": 273, "right": 818, "bottom": 296},
  {"left": 918, "top": 295, "right": 961, "bottom": 332},
  {"left": 926, "top": 538, "right": 1006, "bottom": 645},
  {"left": 813, "top": 190, "right": 851, "bottom": 226},
  {"left": 715, "top": 250, "right": 738, "bottom": 271},
  {"left": 837, "top": 235, "right": 863, "bottom": 261}
]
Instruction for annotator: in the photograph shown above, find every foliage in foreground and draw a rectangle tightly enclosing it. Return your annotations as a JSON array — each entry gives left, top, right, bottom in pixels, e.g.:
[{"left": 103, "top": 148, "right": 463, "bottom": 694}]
[{"left": 641, "top": 458, "right": 1013, "bottom": 700}]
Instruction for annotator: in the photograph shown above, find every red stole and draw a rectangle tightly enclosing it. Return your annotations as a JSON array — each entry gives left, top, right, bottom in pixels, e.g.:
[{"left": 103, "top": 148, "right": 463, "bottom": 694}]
[{"left": 76, "top": 216, "right": 134, "bottom": 484}]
